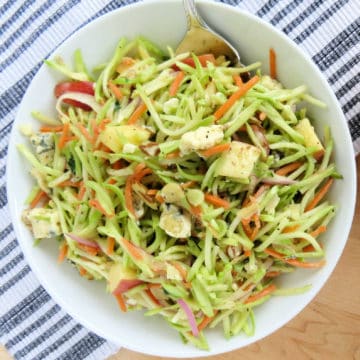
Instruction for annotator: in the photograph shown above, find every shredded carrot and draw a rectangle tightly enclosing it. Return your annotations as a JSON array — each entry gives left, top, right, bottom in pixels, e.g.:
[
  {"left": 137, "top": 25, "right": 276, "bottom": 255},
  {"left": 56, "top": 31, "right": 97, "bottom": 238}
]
[
  {"left": 40, "top": 125, "right": 64, "bottom": 133},
  {"left": 98, "top": 118, "right": 111, "bottom": 132},
  {"left": 89, "top": 199, "right": 114, "bottom": 218},
  {"left": 310, "top": 225, "right": 327, "bottom": 238},
  {"left": 233, "top": 74, "right": 243, "bottom": 87},
  {"left": 57, "top": 243, "right": 68, "bottom": 264},
  {"left": 133, "top": 167, "right": 152, "bottom": 182},
  {"left": 214, "top": 75, "right": 260, "bottom": 120},
  {"left": 57, "top": 180, "right": 82, "bottom": 188},
  {"left": 97, "top": 143, "right": 112, "bottom": 152},
  {"left": 245, "top": 284, "right": 277, "bottom": 304},
  {"left": 125, "top": 176, "right": 136, "bottom": 217},
  {"left": 121, "top": 238, "right": 144, "bottom": 261},
  {"left": 127, "top": 102, "right": 147, "bottom": 125},
  {"left": 107, "top": 178, "right": 117, "bottom": 185},
  {"left": 58, "top": 123, "right": 70, "bottom": 149},
  {"left": 115, "top": 293, "right": 127, "bottom": 312},
  {"left": 125, "top": 163, "right": 148, "bottom": 218},
  {"left": 155, "top": 192, "right": 165, "bottom": 204},
  {"left": 108, "top": 81, "right": 123, "bottom": 100},
  {"left": 173, "top": 54, "right": 216, "bottom": 70},
  {"left": 76, "top": 123, "right": 94, "bottom": 144},
  {"left": 78, "top": 243, "right": 98, "bottom": 256},
  {"left": 244, "top": 249, "right": 252, "bottom": 257},
  {"left": 269, "top": 48, "right": 277, "bottom": 79},
  {"left": 204, "top": 193, "right": 230, "bottom": 209},
  {"left": 145, "top": 288, "right": 161, "bottom": 306},
  {"left": 264, "top": 248, "right": 326, "bottom": 268},
  {"left": 275, "top": 161, "right": 303, "bottom": 176},
  {"left": 147, "top": 283, "right": 162, "bottom": 289},
  {"left": 107, "top": 237, "right": 115, "bottom": 255},
  {"left": 90, "top": 118, "right": 99, "bottom": 142},
  {"left": 146, "top": 189, "right": 158, "bottom": 196},
  {"left": 242, "top": 213, "right": 261, "bottom": 240},
  {"left": 169, "top": 71, "right": 185, "bottom": 97},
  {"left": 181, "top": 181, "right": 197, "bottom": 189},
  {"left": 200, "top": 142, "right": 231, "bottom": 158},
  {"left": 77, "top": 182, "right": 86, "bottom": 200},
  {"left": 165, "top": 149, "right": 180, "bottom": 159},
  {"left": 198, "top": 311, "right": 218, "bottom": 332},
  {"left": 265, "top": 271, "right": 281, "bottom": 278},
  {"left": 79, "top": 266, "right": 87, "bottom": 276},
  {"left": 314, "top": 149, "right": 325, "bottom": 162},
  {"left": 171, "top": 262, "right": 187, "bottom": 281},
  {"left": 282, "top": 224, "right": 300, "bottom": 234},
  {"left": 190, "top": 205, "right": 202, "bottom": 218},
  {"left": 112, "top": 159, "right": 125, "bottom": 170},
  {"left": 30, "top": 189, "right": 47, "bottom": 208},
  {"left": 305, "top": 178, "right": 334, "bottom": 212}
]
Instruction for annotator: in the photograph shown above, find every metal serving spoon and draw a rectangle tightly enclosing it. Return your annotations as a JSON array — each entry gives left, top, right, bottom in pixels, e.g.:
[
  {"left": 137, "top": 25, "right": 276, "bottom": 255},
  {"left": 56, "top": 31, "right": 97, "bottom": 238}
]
[{"left": 175, "top": 0, "right": 241, "bottom": 65}]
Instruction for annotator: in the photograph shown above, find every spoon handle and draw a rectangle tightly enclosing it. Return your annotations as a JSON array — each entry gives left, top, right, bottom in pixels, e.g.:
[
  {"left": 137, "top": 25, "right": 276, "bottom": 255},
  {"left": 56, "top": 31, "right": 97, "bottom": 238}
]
[{"left": 183, "top": 0, "right": 207, "bottom": 28}]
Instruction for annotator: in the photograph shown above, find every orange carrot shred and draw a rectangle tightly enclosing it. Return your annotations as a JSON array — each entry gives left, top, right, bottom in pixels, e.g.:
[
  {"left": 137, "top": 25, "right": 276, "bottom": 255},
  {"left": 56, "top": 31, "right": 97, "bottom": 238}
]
[
  {"left": 115, "top": 293, "right": 127, "bottom": 312},
  {"left": 107, "top": 237, "right": 115, "bottom": 255},
  {"left": 145, "top": 288, "right": 161, "bottom": 306},
  {"left": 245, "top": 284, "right": 277, "bottom": 304},
  {"left": 57, "top": 243, "right": 68, "bottom": 264},
  {"left": 77, "top": 182, "right": 86, "bottom": 200},
  {"left": 30, "top": 190, "right": 47, "bottom": 208},
  {"left": 79, "top": 266, "right": 87, "bottom": 276},
  {"left": 264, "top": 248, "right": 326, "bottom": 268},
  {"left": 233, "top": 74, "right": 243, "bottom": 87},
  {"left": 171, "top": 262, "right": 188, "bottom": 281},
  {"left": 275, "top": 161, "right": 303, "bottom": 176},
  {"left": 204, "top": 193, "right": 230, "bottom": 209},
  {"left": 305, "top": 178, "right": 334, "bottom": 212},
  {"left": 310, "top": 225, "right": 327, "bottom": 238},
  {"left": 166, "top": 149, "right": 181, "bottom": 159},
  {"left": 58, "top": 123, "right": 70, "bottom": 149},
  {"left": 76, "top": 123, "right": 94, "bottom": 144},
  {"left": 40, "top": 125, "right": 64, "bottom": 133},
  {"left": 265, "top": 271, "right": 281, "bottom": 278},
  {"left": 198, "top": 311, "right": 218, "bottom": 332},
  {"left": 108, "top": 81, "right": 123, "bottom": 100},
  {"left": 98, "top": 118, "right": 111, "bottom": 132},
  {"left": 190, "top": 205, "right": 202, "bottom": 218},
  {"left": 169, "top": 71, "right": 185, "bottom": 97},
  {"left": 121, "top": 238, "right": 144, "bottom": 261},
  {"left": 57, "top": 180, "right": 82, "bottom": 188},
  {"left": 282, "top": 224, "right": 300, "bottom": 234},
  {"left": 181, "top": 181, "right": 197, "bottom": 189},
  {"left": 127, "top": 102, "right": 147, "bottom": 125},
  {"left": 146, "top": 189, "right": 158, "bottom": 196},
  {"left": 214, "top": 75, "right": 260, "bottom": 120},
  {"left": 269, "top": 48, "right": 277, "bottom": 79},
  {"left": 200, "top": 143, "right": 231, "bottom": 158},
  {"left": 244, "top": 250, "right": 252, "bottom": 257},
  {"left": 89, "top": 199, "right": 114, "bottom": 218}
]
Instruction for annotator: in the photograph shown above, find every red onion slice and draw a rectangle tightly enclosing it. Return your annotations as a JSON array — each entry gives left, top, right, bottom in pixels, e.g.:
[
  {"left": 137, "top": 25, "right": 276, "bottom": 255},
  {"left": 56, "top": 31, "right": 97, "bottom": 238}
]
[
  {"left": 66, "top": 233, "right": 101, "bottom": 250},
  {"left": 178, "top": 298, "right": 199, "bottom": 337}
]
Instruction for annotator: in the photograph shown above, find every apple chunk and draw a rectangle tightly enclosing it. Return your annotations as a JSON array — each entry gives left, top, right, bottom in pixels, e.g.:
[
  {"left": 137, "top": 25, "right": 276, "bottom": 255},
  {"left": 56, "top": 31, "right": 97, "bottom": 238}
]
[{"left": 108, "top": 263, "right": 143, "bottom": 295}]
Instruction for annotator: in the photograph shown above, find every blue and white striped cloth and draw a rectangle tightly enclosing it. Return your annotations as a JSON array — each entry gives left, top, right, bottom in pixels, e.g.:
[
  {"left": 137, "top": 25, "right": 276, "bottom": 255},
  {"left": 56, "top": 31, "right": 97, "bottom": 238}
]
[{"left": 1, "top": 1, "right": 359, "bottom": 359}]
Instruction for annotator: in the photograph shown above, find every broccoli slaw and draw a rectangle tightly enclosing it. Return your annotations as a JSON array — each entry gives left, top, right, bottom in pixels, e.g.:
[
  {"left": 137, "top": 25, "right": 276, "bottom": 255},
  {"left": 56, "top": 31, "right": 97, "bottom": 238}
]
[{"left": 18, "top": 37, "right": 340, "bottom": 350}]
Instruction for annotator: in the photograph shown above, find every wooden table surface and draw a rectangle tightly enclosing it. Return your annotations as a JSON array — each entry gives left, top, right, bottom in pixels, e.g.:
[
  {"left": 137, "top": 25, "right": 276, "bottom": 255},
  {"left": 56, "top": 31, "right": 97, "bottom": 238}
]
[{"left": 1, "top": 157, "right": 359, "bottom": 360}]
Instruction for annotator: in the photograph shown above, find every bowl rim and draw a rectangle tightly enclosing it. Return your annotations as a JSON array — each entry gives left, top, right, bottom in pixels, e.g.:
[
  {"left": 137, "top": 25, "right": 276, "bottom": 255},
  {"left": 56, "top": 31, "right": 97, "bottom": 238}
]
[{"left": 6, "top": 0, "right": 357, "bottom": 357}]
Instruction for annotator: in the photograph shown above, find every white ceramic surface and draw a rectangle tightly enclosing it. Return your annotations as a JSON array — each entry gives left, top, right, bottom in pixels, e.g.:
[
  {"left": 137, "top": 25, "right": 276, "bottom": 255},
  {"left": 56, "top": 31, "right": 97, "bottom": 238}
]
[{"left": 6, "top": 0, "right": 356, "bottom": 357}]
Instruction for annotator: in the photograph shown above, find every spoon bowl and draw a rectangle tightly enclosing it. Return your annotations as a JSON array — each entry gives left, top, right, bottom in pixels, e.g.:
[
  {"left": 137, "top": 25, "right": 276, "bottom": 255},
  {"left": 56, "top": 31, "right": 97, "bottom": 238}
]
[{"left": 175, "top": 0, "right": 241, "bottom": 64}]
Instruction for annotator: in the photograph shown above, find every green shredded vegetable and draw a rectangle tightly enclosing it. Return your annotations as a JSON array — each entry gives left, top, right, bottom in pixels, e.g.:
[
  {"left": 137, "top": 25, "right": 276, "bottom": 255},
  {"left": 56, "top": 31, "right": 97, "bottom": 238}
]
[{"left": 19, "top": 36, "right": 339, "bottom": 350}]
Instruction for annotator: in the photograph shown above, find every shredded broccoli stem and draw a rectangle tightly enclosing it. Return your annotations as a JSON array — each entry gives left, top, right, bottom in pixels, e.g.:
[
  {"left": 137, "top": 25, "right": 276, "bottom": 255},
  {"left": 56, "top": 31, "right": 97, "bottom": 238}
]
[{"left": 19, "top": 36, "right": 340, "bottom": 350}]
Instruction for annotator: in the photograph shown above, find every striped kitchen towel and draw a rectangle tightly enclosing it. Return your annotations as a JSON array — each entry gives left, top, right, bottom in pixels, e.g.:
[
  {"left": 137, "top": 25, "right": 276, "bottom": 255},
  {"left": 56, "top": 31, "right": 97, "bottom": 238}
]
[{"left": 0, "top": 1, "right": 359, "bottom": 359}]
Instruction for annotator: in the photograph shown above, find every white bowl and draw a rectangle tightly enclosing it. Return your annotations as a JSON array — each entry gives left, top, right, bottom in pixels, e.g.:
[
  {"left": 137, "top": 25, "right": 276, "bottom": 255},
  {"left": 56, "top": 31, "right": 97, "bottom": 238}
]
[{"left": 7, "top": 0, "right": 357, "bottom": 357}]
